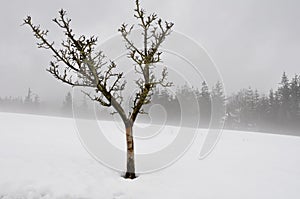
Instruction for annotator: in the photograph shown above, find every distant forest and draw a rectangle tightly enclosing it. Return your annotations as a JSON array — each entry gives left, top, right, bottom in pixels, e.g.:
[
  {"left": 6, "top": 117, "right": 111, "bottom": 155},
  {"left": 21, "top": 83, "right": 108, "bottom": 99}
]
[
  {"left": 0, "top": 72, "right": 299, "bottom": 135},
  {"left": 147, "top": 72, "right": 300, "bottom": 135}
]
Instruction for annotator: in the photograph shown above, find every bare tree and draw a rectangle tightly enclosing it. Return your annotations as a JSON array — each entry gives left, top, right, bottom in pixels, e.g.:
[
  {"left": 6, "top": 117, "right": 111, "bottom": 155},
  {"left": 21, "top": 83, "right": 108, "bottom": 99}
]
[{"left": 23, "top": 0, "right": 173, "bottom": 179}]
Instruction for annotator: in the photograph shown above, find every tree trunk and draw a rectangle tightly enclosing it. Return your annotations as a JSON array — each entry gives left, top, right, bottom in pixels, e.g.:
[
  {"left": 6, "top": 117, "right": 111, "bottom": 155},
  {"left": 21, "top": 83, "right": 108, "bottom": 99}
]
[{"left": 124, "top": 121, "right": 136, "bottom": 179}]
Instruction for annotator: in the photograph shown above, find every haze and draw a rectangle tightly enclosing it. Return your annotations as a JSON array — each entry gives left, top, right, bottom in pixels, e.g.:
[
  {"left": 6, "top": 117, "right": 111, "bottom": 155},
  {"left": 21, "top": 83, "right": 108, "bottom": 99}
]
[{"left": 0, "top": 0, "right": 299, "bottom": 102}]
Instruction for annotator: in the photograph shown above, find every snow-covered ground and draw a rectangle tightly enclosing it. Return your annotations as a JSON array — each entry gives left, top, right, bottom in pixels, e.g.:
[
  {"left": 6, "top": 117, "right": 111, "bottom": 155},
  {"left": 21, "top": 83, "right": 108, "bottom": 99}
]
[{"left": 0, "top": 112, "right": 299, "bottom": 199}]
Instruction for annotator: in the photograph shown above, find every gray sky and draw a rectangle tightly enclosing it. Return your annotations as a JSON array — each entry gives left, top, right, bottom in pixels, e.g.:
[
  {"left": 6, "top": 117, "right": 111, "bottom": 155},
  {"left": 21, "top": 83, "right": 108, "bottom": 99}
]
[{"left": 0, "top": 0, "right": 299, "bottom": 102}]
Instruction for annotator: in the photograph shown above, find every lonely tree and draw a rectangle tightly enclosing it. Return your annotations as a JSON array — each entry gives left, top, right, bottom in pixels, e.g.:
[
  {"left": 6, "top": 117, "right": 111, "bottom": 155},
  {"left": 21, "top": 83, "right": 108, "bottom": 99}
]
[{"left": 24, "top": 0, "right": 173, "bottom": 179}]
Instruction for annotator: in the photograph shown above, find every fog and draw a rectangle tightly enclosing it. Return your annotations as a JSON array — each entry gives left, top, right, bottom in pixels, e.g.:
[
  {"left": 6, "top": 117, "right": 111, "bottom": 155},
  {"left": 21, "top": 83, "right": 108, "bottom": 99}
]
[{"left": 0, "top": 0, "right": 299, "bottom": 103}]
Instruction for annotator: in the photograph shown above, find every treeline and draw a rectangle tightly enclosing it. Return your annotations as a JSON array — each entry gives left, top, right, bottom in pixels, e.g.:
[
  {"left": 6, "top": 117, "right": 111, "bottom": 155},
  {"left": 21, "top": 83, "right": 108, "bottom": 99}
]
[
  {"left": 143, "top": 81, "right": 225, "bottom": 128},
  {"left": 0, "top": 72, "right": 299, "bottom": 135},
  {"left": 227, "top": 72, "right": 300, "bottom": 134},
  {"left": 0, "top": 89, "right": 89, "bottom": 117},
  {"left": 147, "top": 72, "right": 300, "bottom": 135},
  {"left": 0, "top": 88, "right": 40, "bottom": 113}
]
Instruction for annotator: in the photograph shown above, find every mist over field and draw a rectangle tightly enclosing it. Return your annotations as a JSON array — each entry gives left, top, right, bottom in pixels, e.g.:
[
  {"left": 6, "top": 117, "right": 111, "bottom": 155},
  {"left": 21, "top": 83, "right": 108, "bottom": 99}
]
[{"left": 1, "top": 0, "right": 300, "bottom": 100}]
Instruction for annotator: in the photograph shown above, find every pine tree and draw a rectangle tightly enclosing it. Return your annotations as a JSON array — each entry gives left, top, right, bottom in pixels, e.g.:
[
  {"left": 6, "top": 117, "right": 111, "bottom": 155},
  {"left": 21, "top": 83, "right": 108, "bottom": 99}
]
[
  {"left": 246, "top": 87, "right": 254, "bottom": 111},
  {"left": 290, "top": 74, "right": 300, "bottom": 123},
  {"left": 268, "top": 89, "right": 276, "bottom": 122},
  {"left": 200, "top": 81, "right": 211, "bottom": 126},
  {"left": 211, "top": 81, "right": 225, "bottom": 127},
  {"left": 24, "top": 88, "right": 33, "bottom": 104},
  {"left": 33, "top": 94, "right": 40, "bottom": 111},
  {"left": 242, "top": 87, "right": 255, "bottom": 127},
  {"left": 278, "top": 72, "right": 291, "bottom": 125},
  {"left": 62, "top": 92, "right": 72, "bottom": 115},
  {"left": 254, "top": 89, "right": 260, "bottom": 109},
  {"left": 201, "top": 81, "right": 210, "bottom": 99}
]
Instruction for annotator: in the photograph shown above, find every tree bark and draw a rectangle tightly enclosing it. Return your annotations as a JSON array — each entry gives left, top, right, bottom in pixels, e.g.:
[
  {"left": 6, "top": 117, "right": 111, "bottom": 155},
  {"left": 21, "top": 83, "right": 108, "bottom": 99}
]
[{"left": 124, "top": 121, "right": 136, "bottom": 179}]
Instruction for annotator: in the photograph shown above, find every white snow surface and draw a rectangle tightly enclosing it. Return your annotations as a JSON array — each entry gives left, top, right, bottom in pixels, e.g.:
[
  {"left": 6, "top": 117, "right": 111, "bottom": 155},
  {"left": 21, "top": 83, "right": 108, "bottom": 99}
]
[{"left": 0, "top": 112, "right": 300, "bottom": 198}]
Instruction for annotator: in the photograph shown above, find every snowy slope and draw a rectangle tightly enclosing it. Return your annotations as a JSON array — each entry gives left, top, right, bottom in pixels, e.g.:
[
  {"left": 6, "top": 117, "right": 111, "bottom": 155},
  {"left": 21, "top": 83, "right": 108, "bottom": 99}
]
[{"left": 0, "top": 112, "right": 299, "bottom": 199}]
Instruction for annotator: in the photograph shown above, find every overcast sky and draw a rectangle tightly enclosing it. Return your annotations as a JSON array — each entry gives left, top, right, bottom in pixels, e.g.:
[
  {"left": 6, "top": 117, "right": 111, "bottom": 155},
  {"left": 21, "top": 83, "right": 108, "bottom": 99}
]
[{"left": 0, "top": 0, "right": 299, "bottom": 102}]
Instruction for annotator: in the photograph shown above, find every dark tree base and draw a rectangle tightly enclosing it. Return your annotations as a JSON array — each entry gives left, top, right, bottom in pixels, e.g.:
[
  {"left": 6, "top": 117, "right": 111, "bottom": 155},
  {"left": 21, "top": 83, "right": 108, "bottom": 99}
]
[{"left": 123, "top": 172, "right": 137, "bottom": 179}]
